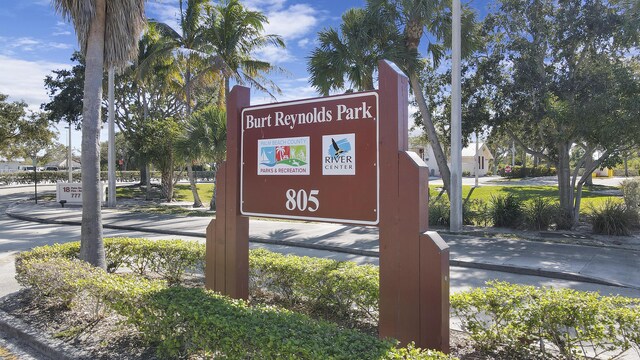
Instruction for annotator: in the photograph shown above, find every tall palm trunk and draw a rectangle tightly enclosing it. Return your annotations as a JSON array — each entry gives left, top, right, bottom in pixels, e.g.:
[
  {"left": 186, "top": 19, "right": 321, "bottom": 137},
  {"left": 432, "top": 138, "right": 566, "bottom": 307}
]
[
  {"left": 404, "top": 18, "right": 452, "bottom": 196},
  {"left": 185, "top": 59, "right": 203, "bottom": 207},
  {"left": 409, "top": 74, "right": 451, "bottom": 195},
  {"left": 79, "top": 0, "right": 106, "bottom": 269}
]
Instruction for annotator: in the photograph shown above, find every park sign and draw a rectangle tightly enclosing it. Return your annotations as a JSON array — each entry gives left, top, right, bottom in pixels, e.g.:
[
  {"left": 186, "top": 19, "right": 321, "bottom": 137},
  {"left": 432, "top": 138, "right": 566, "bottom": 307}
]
[{"left": 240, "top": 92, "right": 379, "bottom": 225}]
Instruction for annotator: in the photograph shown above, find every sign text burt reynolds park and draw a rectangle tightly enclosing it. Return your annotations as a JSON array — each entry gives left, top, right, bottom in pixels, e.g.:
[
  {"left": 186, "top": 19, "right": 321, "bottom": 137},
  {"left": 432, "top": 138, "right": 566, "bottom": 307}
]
[{"left": 240, "top": 92, "right": 378, "bottom": 225}]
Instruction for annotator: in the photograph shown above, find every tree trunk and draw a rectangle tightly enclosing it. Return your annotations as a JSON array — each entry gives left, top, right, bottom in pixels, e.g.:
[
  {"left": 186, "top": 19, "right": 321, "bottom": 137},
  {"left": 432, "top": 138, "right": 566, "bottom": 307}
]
[
  {"left": 557, "top": 142, "right": 574, "bottom": 225},
  {"left": 187, "top": 163, "right": 203, "bottom": 207},
  {"left": 145, "top": 163, "right": 152, "bottom": 201},
  {"left": 184, "top": 59, "right": 202, "bottom": 206},
  {"left": 161, "top": 167, "right": 174, "bottom": 201},
  {"left": 624, "top": 156, "right": 628, "bottom": 177},
  {"left": 79, "top": 0, "right": 106, "bottom": 269},
  {"left": 584, "top": 150, "right": 593, "bottom": 186},
  {"left": 209, "top": 163, "right": 218, "bottom": 210},
  {"left": 139, "top": 162, "right": 147, "bottom": 185},
  {"left": 409, "top": 73, "right": 451, "bottom": 195}
]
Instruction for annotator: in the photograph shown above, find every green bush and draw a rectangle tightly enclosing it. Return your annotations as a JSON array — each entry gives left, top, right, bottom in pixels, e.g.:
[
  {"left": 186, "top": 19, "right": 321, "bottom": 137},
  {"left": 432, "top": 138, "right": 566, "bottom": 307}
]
[
  {"left": 451, "top": 281, "right": 640, "bottom": 359},
  {"left": 498, "top": 165, "right": 557, "bottom": 178},
  {"left": 464, "top": 199, "right": 492, "bottom": 226},
  {"left": 16, "top": 252, "right": 453, "bottom": 360},
  {"left": 250, "top": 249, "right": 379, "bottom": 323},
  {"left": 429, "top": 200, "right": 450, "bottom": 226},
  {"left": 523, "top": 198, "right": 557, "bottom": 230},
  {"left": 490, "top": 194, "right": 522, "bottom": 228},
  {"left": 621, "top": 178, "right": 640, "bottom": 214},
  {"left": 589, "top": 200, "right": 639, "bottom": 236}
]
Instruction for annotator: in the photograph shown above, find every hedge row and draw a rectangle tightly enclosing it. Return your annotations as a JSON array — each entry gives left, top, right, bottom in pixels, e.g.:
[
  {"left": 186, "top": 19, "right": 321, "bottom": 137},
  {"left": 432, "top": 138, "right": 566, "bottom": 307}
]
[
  {"left": 497, "top": 165, "right": 557, "bottom": 178},
  {"left": 451, "top": 281, "right": 640, "bottom": 359},
  {"left": 16, "top": 239, "right": 380, "bottom": 324},
  {"left": 0, "top": 170, "right": 217, "bottom": 185},
  {"left": 17, "top": 239, "right": 640, "bottom": 359},
  {"left": 16, "top": 245, "right": 452, "bottom": 359}
]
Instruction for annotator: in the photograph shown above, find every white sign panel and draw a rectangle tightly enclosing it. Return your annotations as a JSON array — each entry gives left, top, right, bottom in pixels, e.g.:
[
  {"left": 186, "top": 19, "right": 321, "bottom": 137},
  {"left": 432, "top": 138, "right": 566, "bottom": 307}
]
[
  {"left": 56, "top": 183, "right": 83, "bottom": 204},
  {"left": 322, "top": 133, "right": 356, "bottom": 175},
  {"left": 56, "top": 183, "right": 106, "bottom": 204},
  {"left": 257, "top": 136, "right": 310, "bottom": 175}
]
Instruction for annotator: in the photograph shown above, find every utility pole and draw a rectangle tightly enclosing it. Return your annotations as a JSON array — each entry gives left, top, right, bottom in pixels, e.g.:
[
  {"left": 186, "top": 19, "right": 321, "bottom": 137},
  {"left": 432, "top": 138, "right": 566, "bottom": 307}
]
[
  {"left": 67, "top": 122, "right": 72, "bottom": 183},
  {"left": 107, "top": 68, "right": 116, "bottom": 207},
  {"left": 450, "top": 0, "right": 463, "bottom": 231}
]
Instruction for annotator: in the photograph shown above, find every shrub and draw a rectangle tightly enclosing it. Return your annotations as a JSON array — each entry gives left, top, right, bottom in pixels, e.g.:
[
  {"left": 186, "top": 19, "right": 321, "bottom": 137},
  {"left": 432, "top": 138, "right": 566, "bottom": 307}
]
[
  {"left": 465, "top": 199, "right": 492, "bottom": 226},
  {"left": 589, "top": 200, "right": 639, "bottom": 236},
  {"left": 451, "top": 281, "right": 640, "bottom": 359},
  {"left": 429, "top": 200, "right": 450, "bottom": 226},
  {"left": 498, "top": 165, "right": 557, "bottom": 178},
  {"left": 523, "top": 198, "right": 557, "bottom": 230},
  {"left": 16, "top": 253, "right": 453, "bottom": 360},
  {"left": 621, "top": 178, "right": 640, "bottom": 214},
  {"left": 489, "top": 194, "right": 522, "bottom": 228}
]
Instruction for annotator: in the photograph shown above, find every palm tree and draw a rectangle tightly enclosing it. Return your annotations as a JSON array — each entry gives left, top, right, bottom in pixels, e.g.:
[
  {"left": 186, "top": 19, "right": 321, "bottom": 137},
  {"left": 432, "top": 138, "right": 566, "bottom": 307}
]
[
  {"left": 53, "top": 0, "right": 146, "bottom": 268},
  {"left": 175, "top": 106, "right": 227, "bottom": 210},
  {"left": 206, "top": 0, "right": 285, "bottom": 105},
  {"left": 368, "top": 0, "right": 479, "bottom": 196},
  {"left": 148, "top": 0, "right": 226, "bottom": 208},
  {"left": 308, "top": 7, "right": 408, "bottom": 95}
]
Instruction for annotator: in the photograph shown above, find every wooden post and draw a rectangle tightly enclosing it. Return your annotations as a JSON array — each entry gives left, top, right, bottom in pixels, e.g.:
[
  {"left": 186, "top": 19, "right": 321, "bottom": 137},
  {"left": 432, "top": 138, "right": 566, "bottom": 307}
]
[
  {"left": 378, "top": 60, "right": 449, "bottom": 352},
  {"left": 205, "top": 86, "right": 250, "bottom": 299}
]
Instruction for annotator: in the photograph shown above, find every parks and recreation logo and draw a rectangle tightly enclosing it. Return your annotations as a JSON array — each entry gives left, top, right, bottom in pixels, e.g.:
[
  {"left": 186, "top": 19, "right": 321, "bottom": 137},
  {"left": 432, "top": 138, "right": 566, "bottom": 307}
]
[
  {"left": 257, "top": 136, "right": 310, "bottom": 175},
  {"left": 322, "top": 133, "right": 355, "bottom": 175}
]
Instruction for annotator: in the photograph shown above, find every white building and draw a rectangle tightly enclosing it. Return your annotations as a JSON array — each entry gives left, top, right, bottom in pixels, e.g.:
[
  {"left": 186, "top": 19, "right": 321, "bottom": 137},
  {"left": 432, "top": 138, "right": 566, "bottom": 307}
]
[{"left": 410, "top": 142, "right": 494, "bottom": 177}]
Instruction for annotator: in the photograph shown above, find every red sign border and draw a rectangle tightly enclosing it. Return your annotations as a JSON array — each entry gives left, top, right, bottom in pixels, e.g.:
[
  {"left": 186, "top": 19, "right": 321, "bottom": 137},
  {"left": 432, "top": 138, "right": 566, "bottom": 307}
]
[{"left": 239, "top": 91, "right": 380, "bottom": 225}]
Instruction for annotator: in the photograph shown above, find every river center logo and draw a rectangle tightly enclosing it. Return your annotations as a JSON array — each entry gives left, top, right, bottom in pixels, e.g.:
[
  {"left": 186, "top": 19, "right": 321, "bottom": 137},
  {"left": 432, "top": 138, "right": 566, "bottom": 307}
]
[
  {"left": 257, "top": 136, "right": 310, "bottom": 175},
  {"left": 322, "top": 134, "right": 356, "bottom": 175}
]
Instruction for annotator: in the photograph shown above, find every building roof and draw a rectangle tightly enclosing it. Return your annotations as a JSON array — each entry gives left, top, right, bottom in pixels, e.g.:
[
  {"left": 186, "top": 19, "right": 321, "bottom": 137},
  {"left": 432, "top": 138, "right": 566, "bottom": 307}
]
[{"left": 461, "top": 142, "right": 494, "bottom": 159}]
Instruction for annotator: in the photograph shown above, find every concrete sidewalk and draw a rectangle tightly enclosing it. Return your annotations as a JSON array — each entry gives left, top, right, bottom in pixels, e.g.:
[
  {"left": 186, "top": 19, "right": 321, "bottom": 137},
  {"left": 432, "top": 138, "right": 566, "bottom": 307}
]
[{"left": 6, "top": 200, "right": 640, "bottom": 290}]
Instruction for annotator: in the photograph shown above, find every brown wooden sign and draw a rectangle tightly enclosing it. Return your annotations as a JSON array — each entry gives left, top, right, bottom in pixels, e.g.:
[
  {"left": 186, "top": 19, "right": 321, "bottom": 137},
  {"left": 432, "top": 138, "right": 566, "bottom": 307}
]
[{"left": 240, "top": 92, "right": 379, "bottom": 225}]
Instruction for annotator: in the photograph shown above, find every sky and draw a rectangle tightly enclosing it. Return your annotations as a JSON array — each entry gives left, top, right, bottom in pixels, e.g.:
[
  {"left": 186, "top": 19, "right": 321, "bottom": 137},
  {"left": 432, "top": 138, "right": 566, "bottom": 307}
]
[{"left": 0, "top": 0, "right": 492, "bottom": 152}]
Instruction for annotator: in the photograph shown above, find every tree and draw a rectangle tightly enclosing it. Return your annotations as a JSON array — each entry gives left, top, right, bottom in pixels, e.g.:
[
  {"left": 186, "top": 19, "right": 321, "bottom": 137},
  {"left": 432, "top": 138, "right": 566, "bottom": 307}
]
[
  {"left": 308, "top": 1, "right": 479, "bottom": 197},
  {"left": 471, "top": 0, "right": 640, "bottom": 225},
  {"left": 175, "top": 105, "right": 227, "bottom": 210},
  {"left": 42, "top": 52, "right": 88, "bottom": 130},
  {"left": 0, "top": 94, "right": 52, "bottom": 156},
  {"left": 52, "top": 0, "right": 146, "bottom": 268},
  {"left": 206, "top": 0, "right": 285, "bottom": 105},
  {"left": 149, "top": 0, "right": 226, "bottom": 208},
  {"left": 368, "top": 0, "right": 479, "bottom": 197},
  {"left": 308, "top": 7, "right": 407, "bottom": 95}
]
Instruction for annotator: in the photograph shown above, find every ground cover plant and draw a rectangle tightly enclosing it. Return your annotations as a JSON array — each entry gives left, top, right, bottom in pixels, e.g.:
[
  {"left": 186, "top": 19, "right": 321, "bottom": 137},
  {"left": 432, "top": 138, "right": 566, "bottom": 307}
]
[{"left": 13, "top": 238, "right": 640, "bottom": 359}]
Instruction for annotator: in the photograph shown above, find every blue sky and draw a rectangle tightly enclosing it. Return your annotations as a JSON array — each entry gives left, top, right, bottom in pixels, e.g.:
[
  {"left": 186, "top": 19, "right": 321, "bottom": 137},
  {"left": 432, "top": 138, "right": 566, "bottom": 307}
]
[{"left": 0, "top": 0, "right": 491, "bottom": 148}]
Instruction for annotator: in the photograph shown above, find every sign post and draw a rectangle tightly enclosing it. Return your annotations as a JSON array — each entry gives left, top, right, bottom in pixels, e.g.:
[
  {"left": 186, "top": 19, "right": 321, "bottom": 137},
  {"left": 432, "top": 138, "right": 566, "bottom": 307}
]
[{"left": 205, "top": 60, "right": 449, "bottom": 353}]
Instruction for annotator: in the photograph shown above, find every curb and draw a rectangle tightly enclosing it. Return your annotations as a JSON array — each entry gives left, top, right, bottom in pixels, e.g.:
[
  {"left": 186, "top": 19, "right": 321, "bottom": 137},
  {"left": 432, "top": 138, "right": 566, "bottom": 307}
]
[
  {"left": 0, "top": 309, "right": 90, "bottom": 360},
  {"left": 6, "top": 209, "right": 633, "bottom": 290}
]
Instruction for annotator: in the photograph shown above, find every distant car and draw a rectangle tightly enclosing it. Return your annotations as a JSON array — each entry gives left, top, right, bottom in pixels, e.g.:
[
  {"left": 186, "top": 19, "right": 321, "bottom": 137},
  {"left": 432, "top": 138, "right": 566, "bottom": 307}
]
[{"left": 45, "top": 166, "right": 59, "bottom": 171}]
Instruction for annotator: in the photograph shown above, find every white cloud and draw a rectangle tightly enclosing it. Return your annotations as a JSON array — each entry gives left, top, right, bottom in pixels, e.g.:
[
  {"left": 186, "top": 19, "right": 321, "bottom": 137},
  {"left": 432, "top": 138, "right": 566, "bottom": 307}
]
[
  {"left": 253, "top": 44, "right": 294, "bottom": 64},
  {"left": 0, "top": 36, "right": 73, "bottom": 54},
  {"left": 146, "top": 2, "right": 181, "bottom": 34},
  {"left": 297, "top": 38, "right": 310, "bottom": 48},
  {"left": 52, "top": 31, "right": 72, "bottom": 36},
  {"left": 262, "top": 4, "right": 319, "bottom": 40},
  {"left": 0, "top": 55, "right": 71, "bottom": 110},
  {"left": 242, "top": 0, "right": 287, "bottom": 12}
]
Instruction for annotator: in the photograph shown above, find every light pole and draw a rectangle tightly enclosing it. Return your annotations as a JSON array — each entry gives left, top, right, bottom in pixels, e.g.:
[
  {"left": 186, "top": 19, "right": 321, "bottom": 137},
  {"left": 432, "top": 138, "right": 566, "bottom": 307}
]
[
  {"left": 107, "top": 67, "right": 116, "bottom": 207},
  {"left": 450, "top": 0, "right": 463, "bottom": 231},
  {"left": 66, "top": 122, "right": 72, "bottom": 183}
]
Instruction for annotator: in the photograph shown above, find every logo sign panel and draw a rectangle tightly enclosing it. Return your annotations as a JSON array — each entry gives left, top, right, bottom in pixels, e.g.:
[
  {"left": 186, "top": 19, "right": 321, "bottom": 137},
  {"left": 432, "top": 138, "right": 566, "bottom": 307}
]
[{"left": 241, "top": 92, "right": 379, "bottom": 225}]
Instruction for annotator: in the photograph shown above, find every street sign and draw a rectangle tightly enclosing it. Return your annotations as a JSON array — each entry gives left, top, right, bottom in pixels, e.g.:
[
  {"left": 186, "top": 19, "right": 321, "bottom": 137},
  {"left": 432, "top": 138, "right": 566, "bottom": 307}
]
[
  {"left": 505, "top": 165, "right": 512, "bottom": 173},
  {"left": 240, "top": 92, "right": 379, "bottom": 225},
  {"left": 56, "top": 182, "right": 106, "bottom": 205}
]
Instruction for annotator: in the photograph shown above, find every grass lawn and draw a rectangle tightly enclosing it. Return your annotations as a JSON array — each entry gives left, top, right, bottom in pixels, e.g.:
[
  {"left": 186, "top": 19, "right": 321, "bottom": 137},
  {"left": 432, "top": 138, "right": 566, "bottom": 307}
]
[
  {"left": 116, "top": 183, "right": 214, "bottom": 204},
  {"left": 429, "top": 184, "right": 620, "bottom": 209}
]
